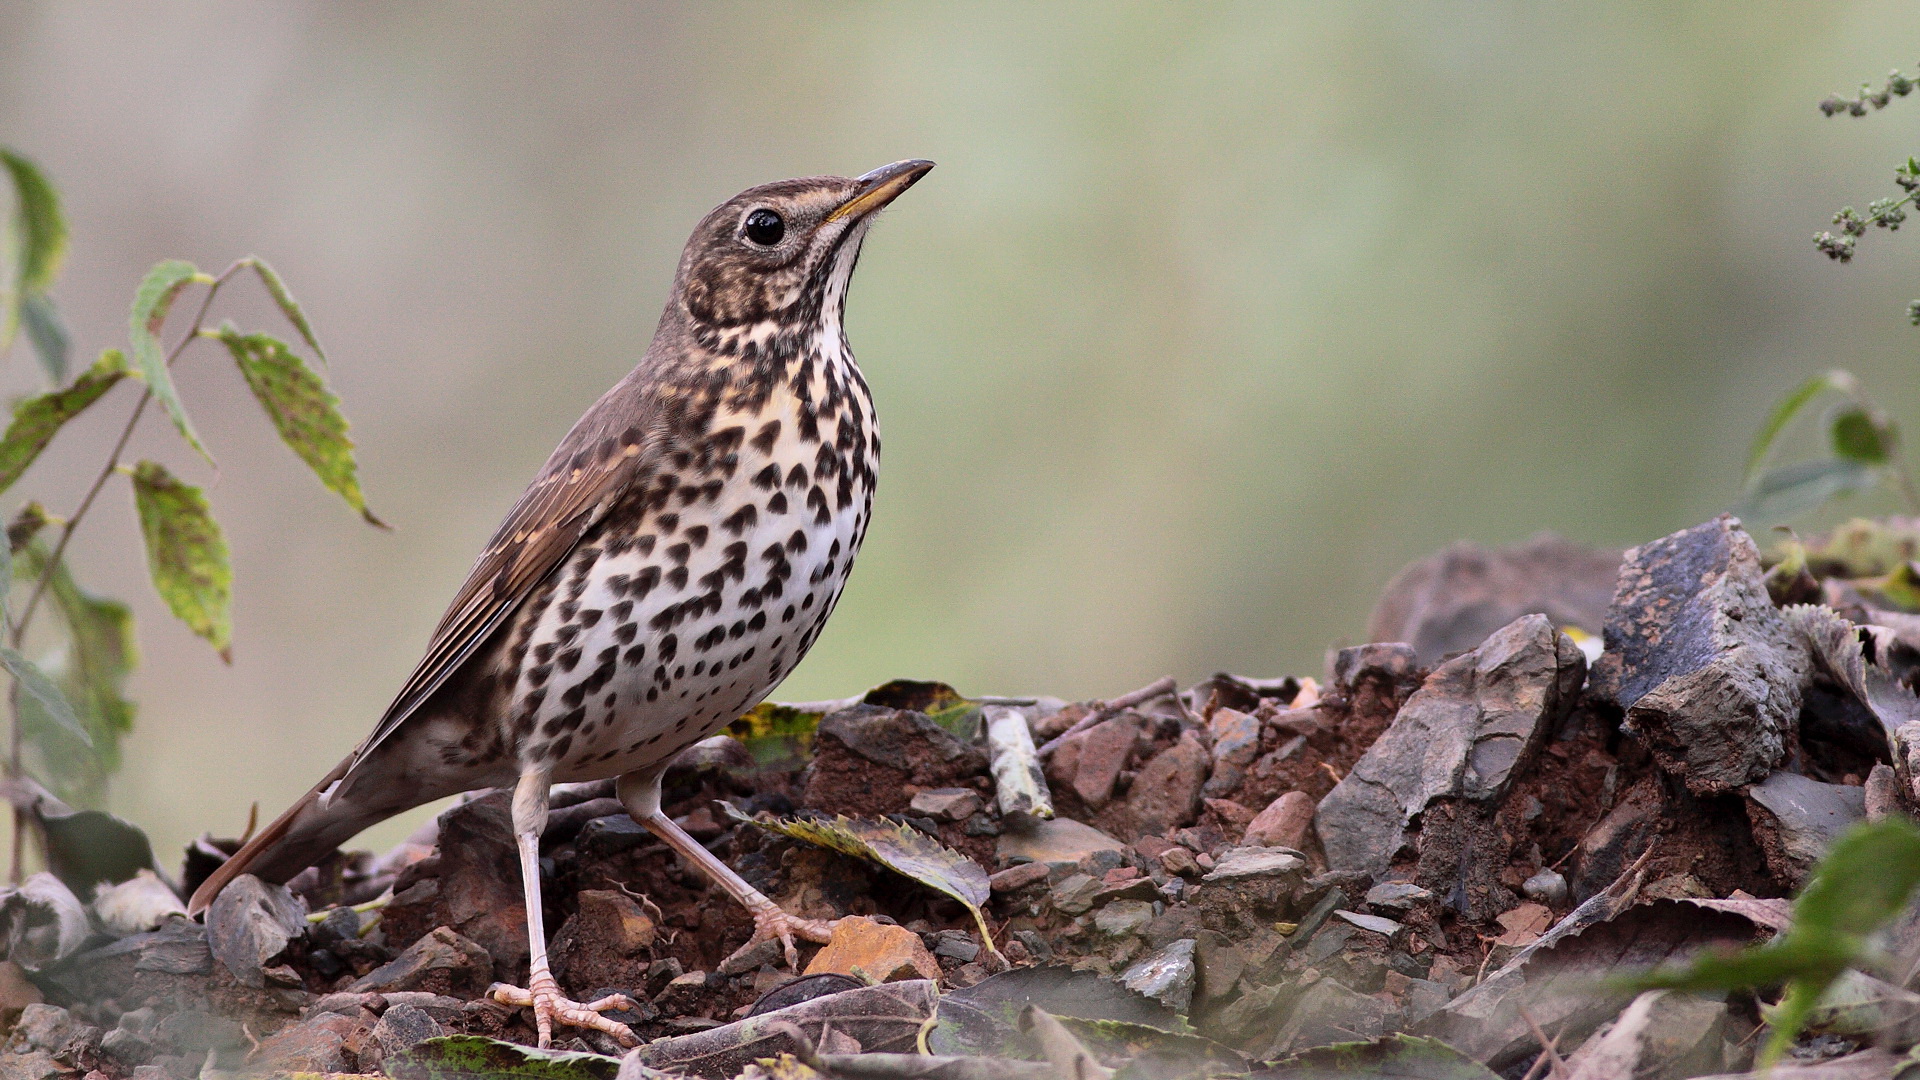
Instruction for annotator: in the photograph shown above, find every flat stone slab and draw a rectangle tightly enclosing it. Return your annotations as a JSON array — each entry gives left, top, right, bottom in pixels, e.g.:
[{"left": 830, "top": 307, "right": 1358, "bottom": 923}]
[{"left": 1316, "top": 614, "right": 1585, "bottom": 878}]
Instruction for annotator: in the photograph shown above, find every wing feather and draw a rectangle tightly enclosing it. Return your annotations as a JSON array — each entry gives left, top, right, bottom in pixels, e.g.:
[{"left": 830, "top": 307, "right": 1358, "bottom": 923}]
[{"left": 345, "top": 376, "right": 663, "bottom": 774}]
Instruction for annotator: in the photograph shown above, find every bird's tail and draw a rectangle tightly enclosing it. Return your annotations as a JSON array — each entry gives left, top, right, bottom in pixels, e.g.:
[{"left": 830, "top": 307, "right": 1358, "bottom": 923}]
[{"left": 186, "top": 755, "right": 396, "bottom": 916}]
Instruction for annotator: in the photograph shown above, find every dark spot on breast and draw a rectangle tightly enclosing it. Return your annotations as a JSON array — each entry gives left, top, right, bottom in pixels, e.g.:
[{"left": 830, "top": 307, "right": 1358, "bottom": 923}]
[
  {"left": 557, "top": 648, "right": 583, "bottom": 672},
  {"left": 768, "top": 491, "right": 788, "bottom": 514},
  {"left": 667, "top": 566, "right": 689, "bottom": 590},
  {"left": 579, "top": 608, "right": 602, "bottom": 627},
  {"left": 786, "top": 464, "right": 808, "bottom": 488},
  {"left": 752, "top": 463, "right": 780, "bottom": 489},
  {"left": 752, "top": 420, "right": 781, "bottom": 454},
  {"left": 722, "top": 504, "right": 757, "bottom": 535},
  {"left": 631, "top": 566, "right": 661, "bottom": 600}
]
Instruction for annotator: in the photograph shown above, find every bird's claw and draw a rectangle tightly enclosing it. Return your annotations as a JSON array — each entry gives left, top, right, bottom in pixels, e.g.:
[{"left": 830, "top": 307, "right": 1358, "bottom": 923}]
[
  {"left": 727, "top": 901, "right": 839, "bottom": 971},
  {"left": 490, "top": 966, "right": 639, "bottom": 1048}
]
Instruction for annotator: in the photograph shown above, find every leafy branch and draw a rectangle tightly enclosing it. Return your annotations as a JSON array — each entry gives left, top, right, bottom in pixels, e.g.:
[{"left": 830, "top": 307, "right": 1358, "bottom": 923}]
[
  {"left": 1622, "top": 818, "right": 1920, "bottom": 1068},
  {"left": 0, "top": 147, "right": 384, "bottom": 878}
]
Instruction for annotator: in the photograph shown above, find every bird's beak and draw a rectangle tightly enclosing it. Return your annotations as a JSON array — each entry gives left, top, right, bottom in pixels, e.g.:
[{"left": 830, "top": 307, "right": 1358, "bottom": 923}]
[{"left": 827, "top": 159, "right": 935, "bottom": 223}]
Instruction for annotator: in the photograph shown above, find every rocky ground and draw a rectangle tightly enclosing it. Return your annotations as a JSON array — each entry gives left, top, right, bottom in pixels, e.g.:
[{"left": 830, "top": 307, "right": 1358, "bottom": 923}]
[{"left": 2, "top": 513, "right": 1920, "bottom": 1078}]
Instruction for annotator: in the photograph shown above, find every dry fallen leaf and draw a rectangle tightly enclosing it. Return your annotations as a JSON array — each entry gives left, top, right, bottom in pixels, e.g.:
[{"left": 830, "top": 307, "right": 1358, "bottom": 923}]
[{"left": 724, "top": 805, "right": 998, "bottom": 952}]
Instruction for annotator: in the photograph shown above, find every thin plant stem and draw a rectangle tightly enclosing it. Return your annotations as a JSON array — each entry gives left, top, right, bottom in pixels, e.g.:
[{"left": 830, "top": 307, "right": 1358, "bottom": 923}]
[{"left": 6, "top": 262, "right": 239, "bottom": 881}]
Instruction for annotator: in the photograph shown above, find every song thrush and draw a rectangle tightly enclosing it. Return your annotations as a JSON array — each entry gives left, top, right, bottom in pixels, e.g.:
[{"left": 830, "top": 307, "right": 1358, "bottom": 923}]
[{"left": 187, "top": 159, "right": 934, "bottom": 1046}]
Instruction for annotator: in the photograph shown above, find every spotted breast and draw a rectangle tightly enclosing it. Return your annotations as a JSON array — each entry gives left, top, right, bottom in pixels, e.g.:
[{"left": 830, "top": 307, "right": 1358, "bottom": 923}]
[{"left": 504, "top": 334, "right": 877, "bottom": 783}]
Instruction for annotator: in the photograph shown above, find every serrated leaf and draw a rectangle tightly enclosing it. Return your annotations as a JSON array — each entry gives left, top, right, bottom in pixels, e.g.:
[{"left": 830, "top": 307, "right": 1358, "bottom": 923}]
[
  {"left": 127, "top": 260, "right": 212, "bottom": 463},
  {"left": 128, "top": 460, "right": 230, "bottom": 659},
  {"left": 21, "top": 293, "right": 67, "bottom": 385},
  {"left": 215, "top": 328, "right": 381, "bottom": 525},
  {"left": 0, "top": 645, "right": 84, "bottom": 746},
  {"left": 384, "top": 1035, "right": 620, "bottom": 1080},
  {"left": 0, "top": 349, "right": 130, "bottom": 497},
  {"left": 1737, "top": 458, "right": 1883, "bottom": 522},
  {"left": 0, "top": 149, "right": 67, "bottom": 361},
  {"left": 1831, "top": 405, "right": 1897, "bottom": 464},
  {"left": 14, "top": 543, "right": 136, "bottom": 806},
  {"left": 238, "top": 257, "right": 326, "bottom": 365},
  {"left": 727, "top": 806, "right": 997, "bottom": 949}
]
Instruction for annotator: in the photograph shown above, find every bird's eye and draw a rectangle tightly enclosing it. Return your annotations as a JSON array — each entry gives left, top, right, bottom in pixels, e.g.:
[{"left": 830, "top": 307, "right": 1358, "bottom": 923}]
[{"left": 743, "top": 208, "right": 785, "bottom": 246}]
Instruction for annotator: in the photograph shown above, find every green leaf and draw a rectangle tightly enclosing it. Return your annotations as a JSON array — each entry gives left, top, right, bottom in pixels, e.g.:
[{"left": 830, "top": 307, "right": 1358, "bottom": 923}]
[
  {"left": 14, "top": 543, "right": 137, "bottom": 807},
  {"left": 0, "top": 151, "right": 66, "bottom": 296},
  {"left": 384, "top": 1035, "right": 620, "bottom": 1080},
  {"left": 1831, "top": 405, "right": 1898, "bottom": 464},
  {"left": 0, "top": 645, "right": 85, "bottom": 746},
  {"left": 726, "top": 700, "right": 825, "bottom": 771},
  {"left": 864, "top": 678, "right": 983, "bottom": 741},
  {"left": 1747, "top": 371, "right": 1859, "bottom": 482},
  {"left": 127, "top": 260, "right": 213, "bottom": 464},
  {"left": 727, "top": 806, "right": 998, "bottom": 950},
  {"left": 0, "top": 349, "right": 130, "bottom": 497},
  {"left": 1737, "top": 458, "right": 1883, "bottom": 522},
  {"left": 0, "top": 149, "right": 68, "bottom": 360},
  {"left": 128, "top": 460, "right": 231, "bottom": 660},
  {"left": 1620, "top": 818, "right": 1920, "bottom": 1067},
  {"left": 215, "top": 329, "right": 382, "bottom": 525},
  {"left": 238, "top": 257, "right": 326, "bottom": 366},
  {"left": 21, "top": 293, "right": 68, "bottom": 385}
]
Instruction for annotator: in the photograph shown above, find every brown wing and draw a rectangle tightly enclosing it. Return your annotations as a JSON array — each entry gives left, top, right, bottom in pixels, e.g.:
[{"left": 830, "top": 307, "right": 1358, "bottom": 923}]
[{"left": 345, "top": 374, "right": 664, "bottom": 775}]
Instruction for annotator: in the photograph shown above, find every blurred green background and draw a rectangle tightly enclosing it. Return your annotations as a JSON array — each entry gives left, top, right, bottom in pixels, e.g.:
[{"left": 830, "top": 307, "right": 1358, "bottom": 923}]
[{"left": 3, "top": 2, "right": 1919, "bottom": 860}]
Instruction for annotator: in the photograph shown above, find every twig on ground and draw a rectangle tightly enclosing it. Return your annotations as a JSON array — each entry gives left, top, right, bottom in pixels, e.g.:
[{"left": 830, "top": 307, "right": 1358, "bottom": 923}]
[
  {"left": 1036, "top": 675, "right": 1177, "bottom": 758},
  {"left": 1517, "top": 1005, "right": 1567, "bottom": 1079}
]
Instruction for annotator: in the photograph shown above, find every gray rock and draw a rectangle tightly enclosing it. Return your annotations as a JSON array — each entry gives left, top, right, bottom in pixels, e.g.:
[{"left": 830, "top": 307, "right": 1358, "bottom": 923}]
[
  {"left": 205, "top": 874, "right": 306, "bottom": 988},
  {"left": 1203, "top": 708, "right": 1262, "bottom": 799},
  {"left": 1400, "top": 978, "right": 1452, "bottom": 1027},
  {"left": 1266, "top": 978, "right": 1392, "bottom": 1057},
  {"left": 1522, "top": 868, "right": 1569, "bottom": 906},
  {"left": 1093, "top": 900, "right": 1156, "bottom": 938},
  {"left": 930, "top": 930, "right": 980, "bottom": 962},
  {"left": 152, "top": 1009, "right": 246, "bottom": 1059},
  {"left": 129, "top": 917, "right": 213, "bottom": 975},
  {"left": 908, "top": 788, "right": 982, "bottom": 822},
  {"left": 1333, "top": 910, "right": 1401, "bottom": 936},
  {"left": 1050, "top": 874, "right": 1102, "bottom": 916},
  {"left": 1603, "top": 515, "right": 1809, "bottom": 795},
  {"left": 1750, "top": 771, "right": 1869, "bottom": 881},
  {"left": 1202, "top": 847, "right": 1308, "bottom": 888},
  {"left": 995, "top": 816, "right": 1126, "bottom": 870},
  {"left": 1121, "top": 938, "right": 1196, "bottom": 1013},
  {"left": 1316, "top": 615, "right": 1584, "bottom": 878},
  {"left": 372, "top": 1002, "right": 444, "bottom": 1056},
  {"left": 1368, "top": 533, "right": 1622, "bottom": 666},
  {"left": 1363, "top": 881, "right": 1431, "bottom": 911},
  {"left": 9, "top": 1004, "right": 77, "bottom": 1054},
  {"left": 349, "top": 926, "right": 491, "bottom": 997}
]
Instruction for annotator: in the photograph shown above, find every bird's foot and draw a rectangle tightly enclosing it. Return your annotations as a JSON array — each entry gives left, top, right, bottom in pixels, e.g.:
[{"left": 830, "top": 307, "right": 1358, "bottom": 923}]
[
  {"left": 489, "top": 965, "right": 640, "bottom": 1049},
  {"left": 729, "top": 898, "right": 840, "bottom": 971}
]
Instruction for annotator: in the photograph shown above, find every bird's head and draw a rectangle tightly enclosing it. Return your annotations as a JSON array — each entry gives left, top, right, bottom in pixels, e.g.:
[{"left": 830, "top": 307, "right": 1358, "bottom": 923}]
[{"left": 672, "top": 160, "right": 933, "bottom": 348}]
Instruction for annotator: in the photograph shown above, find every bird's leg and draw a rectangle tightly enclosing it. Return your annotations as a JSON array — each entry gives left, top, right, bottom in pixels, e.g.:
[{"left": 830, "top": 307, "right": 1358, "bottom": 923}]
[
  {"left": 489, "top": 769, "right": 641, "bottom": 1048},
  {"left": 616, "top": 769, "right": 840, "bottom": 970}
]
